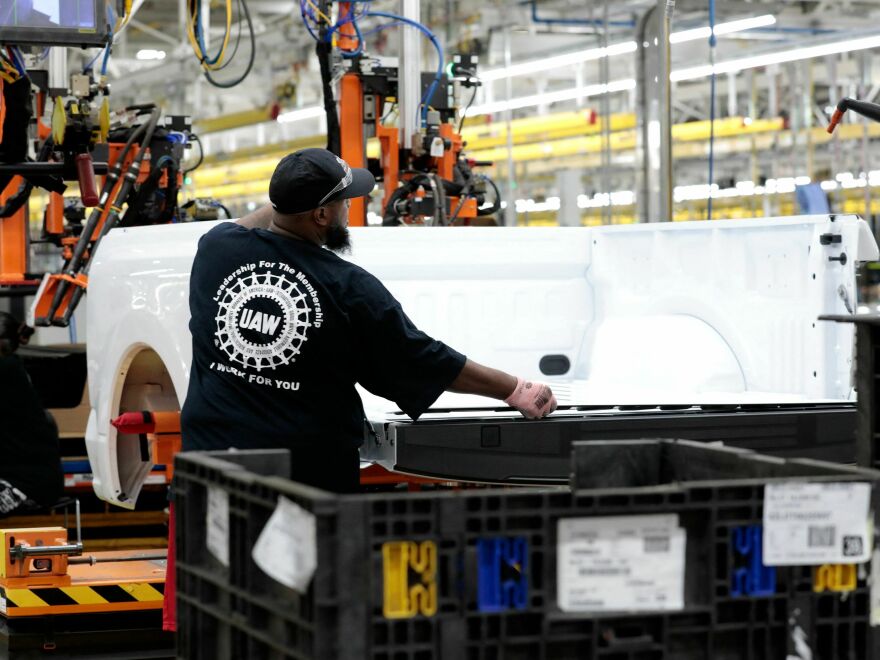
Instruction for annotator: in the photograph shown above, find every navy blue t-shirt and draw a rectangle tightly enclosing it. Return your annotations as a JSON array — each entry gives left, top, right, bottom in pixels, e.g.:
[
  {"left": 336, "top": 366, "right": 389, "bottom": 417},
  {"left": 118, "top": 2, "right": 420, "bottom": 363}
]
[{"left": 181, "top": 223, "right": 466, "bottom": 452}]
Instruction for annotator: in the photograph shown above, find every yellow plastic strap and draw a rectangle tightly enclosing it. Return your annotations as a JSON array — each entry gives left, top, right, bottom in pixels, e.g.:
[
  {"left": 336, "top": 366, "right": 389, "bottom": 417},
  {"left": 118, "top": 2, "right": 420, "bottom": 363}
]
[
  {"left": 382, "top": 540, "right": 437, "bottom": 619},
  {"left": 813, "top": 564, "right": 857, "bottom": 593}
]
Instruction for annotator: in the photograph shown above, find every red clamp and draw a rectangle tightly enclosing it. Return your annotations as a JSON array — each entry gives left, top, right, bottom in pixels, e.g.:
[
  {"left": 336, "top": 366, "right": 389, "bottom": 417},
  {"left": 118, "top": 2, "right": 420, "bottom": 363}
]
[{"left": 110, "top": 411, "right": 156, "bottom": 434}]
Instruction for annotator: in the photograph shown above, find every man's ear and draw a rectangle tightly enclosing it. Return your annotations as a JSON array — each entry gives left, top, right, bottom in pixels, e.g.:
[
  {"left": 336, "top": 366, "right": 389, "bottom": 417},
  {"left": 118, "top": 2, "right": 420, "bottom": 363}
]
[{"left": 314, "top": 206, "right": 329, "bottom": 227}]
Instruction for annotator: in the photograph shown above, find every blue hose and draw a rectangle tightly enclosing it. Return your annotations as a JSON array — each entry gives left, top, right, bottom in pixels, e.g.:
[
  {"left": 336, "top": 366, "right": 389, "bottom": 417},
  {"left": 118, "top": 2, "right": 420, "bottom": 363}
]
[
  {"left": 529, "top": 0, "right": 635, "bottom": 28},
  {"left": 84, "top": 47, "right": 105, "bottom": 72},
  {"left": 299, "top": 0, "right": 320, "bottom": 41},
  {"left": 195, "top": 3, "right": 224, "bottom": 65},
  {"left": 100, "top": 44, "right": 111, "bottom": 75},
  {"left": 340, "top": 17, "right": 364, "bottom": 59}
]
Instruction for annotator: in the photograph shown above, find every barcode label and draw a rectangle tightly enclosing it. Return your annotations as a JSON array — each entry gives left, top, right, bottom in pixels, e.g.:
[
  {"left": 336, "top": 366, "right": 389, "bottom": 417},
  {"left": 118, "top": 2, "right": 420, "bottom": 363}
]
[
  {"left": 558, "top": 515, "right": 685, "bottom": 612},
  {"left": 764, "top": 482, "right": 872, "bottom": 565},
  {"left": 808, "top": 526, "right": 836, "bottom": 548},
  {"left": 535, "top": 386, "right": 551, "bottom": 409},
  {"left": 578, "top": 567, "right": 631, "bottom": 576},
  {"left": 644, "top": 536, "right": 670, "bottom": 553}
]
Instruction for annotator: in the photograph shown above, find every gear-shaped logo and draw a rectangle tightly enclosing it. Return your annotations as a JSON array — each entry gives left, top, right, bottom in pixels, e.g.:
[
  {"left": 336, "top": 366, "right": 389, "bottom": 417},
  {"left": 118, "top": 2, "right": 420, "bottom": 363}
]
[{"left": 214, "top": 271, "right": 312, "bottom": 371}]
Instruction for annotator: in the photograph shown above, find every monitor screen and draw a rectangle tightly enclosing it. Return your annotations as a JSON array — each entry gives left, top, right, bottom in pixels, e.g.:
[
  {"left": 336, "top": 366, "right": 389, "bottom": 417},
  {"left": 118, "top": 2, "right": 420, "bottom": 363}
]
[{"left": 0, "top": 0, "right": 108, "bottom": 46}]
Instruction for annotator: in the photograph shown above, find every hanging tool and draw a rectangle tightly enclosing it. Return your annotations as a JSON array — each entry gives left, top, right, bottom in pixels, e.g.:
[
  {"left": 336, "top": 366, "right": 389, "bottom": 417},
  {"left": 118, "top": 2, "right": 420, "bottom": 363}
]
[
  {"left": 34, "top": 107, "right": 165, "bottom": 326},
  {"left": 827, "top": 97, "right": 880, "bottom": 133}
]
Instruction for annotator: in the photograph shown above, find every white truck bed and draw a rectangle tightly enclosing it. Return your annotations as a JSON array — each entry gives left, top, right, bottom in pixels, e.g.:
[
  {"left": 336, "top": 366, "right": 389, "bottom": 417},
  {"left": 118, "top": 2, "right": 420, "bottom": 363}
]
[{"left": 78, "top": 215, "right": 878, "bottom": 507}]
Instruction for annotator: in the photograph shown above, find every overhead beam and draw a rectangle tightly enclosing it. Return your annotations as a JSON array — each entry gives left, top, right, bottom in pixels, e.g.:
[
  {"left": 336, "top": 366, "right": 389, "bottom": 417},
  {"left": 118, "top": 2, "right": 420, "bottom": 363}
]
[{"left": 129, "top": 19, "right": 180, "bottom": 46}]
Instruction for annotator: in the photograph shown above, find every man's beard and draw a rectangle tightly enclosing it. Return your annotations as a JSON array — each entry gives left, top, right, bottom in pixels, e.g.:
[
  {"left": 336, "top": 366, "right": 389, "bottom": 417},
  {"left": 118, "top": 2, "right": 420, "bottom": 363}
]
[{"left": 325, "top": 222, "right": 351, "bottom": 253}]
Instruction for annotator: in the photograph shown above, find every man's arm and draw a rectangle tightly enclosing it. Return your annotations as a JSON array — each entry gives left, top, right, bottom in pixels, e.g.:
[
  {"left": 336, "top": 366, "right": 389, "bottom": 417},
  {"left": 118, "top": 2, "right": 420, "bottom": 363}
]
[
  {"left": 448, "top": 358, "right": 557, "bottom": 419},
  {"left": 448, "top": 359, "right": 517, "bottom": 399},
  {"left": 349, "top": 272, "right": 557, "bottom": 420},
  {"left": 235, "top": 204, "right": 274, "bottom": 229}
]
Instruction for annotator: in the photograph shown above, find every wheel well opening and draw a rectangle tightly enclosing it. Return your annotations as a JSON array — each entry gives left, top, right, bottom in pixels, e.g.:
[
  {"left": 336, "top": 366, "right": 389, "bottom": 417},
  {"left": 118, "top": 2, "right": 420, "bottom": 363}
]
[{"left": 112, "top": 347, "right": 179, "bottom": 502}]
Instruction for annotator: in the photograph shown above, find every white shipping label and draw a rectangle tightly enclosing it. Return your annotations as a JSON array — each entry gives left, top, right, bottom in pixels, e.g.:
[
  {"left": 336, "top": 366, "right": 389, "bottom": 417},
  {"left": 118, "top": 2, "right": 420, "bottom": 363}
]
[
  {"left": 0, "top": 592, "right": 6, "bottom": 615},
  {"left": 763, "top": 482, "right": 872, "bottom": 566},
  {"left": 206, "top": 487, "right": 230, "bottom": 567},
  {"left": 252, "top": 496, "right": 317, "bottom": 593},
  {"left": 557, "top": 514, "right": 686, "bottom": 613}
]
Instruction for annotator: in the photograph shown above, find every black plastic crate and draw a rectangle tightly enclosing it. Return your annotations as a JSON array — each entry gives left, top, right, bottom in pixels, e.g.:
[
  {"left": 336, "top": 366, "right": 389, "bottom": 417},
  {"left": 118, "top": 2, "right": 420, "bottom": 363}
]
[
  {"left": 821, "top": 313, "right": 880, "bottom": 469},
  {"left": 855, "top": 318, "right": 880, "bottom": 470},
  {"left": 174, "top": 440, "right": 880, "bottom": 660}
]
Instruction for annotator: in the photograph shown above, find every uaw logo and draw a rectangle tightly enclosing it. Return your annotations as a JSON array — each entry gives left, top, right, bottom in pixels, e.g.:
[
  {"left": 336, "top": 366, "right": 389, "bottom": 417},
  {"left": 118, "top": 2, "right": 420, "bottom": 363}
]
[{"left": 214, "top": 265, "right": 315, "bottom": 371}]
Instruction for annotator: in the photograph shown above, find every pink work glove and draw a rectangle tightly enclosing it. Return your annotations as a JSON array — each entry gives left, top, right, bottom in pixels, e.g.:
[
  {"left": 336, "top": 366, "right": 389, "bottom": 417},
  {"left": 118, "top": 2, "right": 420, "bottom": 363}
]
[{"left": 505, "top": 377, "right": 558, "bottom": 419}]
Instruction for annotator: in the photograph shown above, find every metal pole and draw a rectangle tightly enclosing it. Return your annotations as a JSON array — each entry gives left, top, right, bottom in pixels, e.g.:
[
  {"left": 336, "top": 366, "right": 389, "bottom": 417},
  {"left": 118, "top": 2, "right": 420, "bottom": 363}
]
[
  {"left": 862, "top": 52, "right": 872, "bottom": 220},
  {"left": 179, "top": 0, "right": 187, "bottom": 45},
  {"left": 201, "top": 0, "right": 210, "bottom": 51},
  {"left": 69, "top": 552, "right": 168, "bottom": 565},
  {"left": 503, "top": 29, "right": 516, "bottom": 226},
  {"left": 10, "top": 544, "right": 83, "bottom": 559},
  {"left": 748, "top": 70, "right": 758, "bottom": 216},
  {"left": 829, "top": 55, "right": 840, "bottom": 210},
  {"left": 600, "top": 1, "right": 612, "bottom": 225},
  {"left": 804, "top": 60, "right": 814, "bottom": 180},
  {"left": 727, "top": 73, "right": 737, "bottom": 118},
  {"left": 398, "top": 0, "right": 421, "bottom": 149},
  {"left": 635, "top": 1, "right": 673, "bottom": 223},
  {"left": 48, "top": 47, "right": 68, "bottom": 94}
]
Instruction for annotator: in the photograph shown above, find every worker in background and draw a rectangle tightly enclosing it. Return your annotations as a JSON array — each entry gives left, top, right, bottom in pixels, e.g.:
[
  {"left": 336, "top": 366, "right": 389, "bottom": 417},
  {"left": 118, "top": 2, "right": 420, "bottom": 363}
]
[
  {"left": 165, "top": 148, "right": 556, "bottom": 631},
  {"left": 0, "top": 312, "right": 63, "bottom": 516}
]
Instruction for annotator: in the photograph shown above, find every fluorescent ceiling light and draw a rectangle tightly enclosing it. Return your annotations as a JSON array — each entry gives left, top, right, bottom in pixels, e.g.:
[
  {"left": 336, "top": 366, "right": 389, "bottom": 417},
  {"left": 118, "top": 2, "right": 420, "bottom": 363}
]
[
  {"left": 480, "top": 15, "right": 776, "bottom": 82},
  {"left": 471, "top": 32, "right": 880, "bottom": 117},
  {"left": 276, "top": 106, "right": 325, "bottom": 123},
  {"left": 467, "top": 79, "right": 635, "bottom": 116},
  {"left": 669, "top": 14, "right": 776, "bottom": 44},
  {"left": 480, "top": 42, "right": 637, "bottom": 82},
  {"left": 136, "top": 49, "right": 165, "bottom": 60},
  {"left": 672, "top": 34, "right": 880, "bottom": 81}
]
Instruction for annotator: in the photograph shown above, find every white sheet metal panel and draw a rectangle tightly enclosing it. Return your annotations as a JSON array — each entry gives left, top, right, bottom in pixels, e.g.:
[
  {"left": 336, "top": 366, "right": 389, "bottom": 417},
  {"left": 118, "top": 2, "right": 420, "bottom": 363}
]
[{"left": 586, "top": 215, "right": 865, "bottom": 401}]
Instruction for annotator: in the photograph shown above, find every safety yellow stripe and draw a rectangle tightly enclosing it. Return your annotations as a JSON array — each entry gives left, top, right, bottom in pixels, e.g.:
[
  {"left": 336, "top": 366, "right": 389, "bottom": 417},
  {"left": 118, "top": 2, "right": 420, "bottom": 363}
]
[
  {"left": 60, "top": 586, "right": 108, "bottom": 604},
  {"left": 6, "top": 589, "right": 48, "bottom": 608},
  {"left": 121, "top": 582, "right": 164, "bottom": 602}
]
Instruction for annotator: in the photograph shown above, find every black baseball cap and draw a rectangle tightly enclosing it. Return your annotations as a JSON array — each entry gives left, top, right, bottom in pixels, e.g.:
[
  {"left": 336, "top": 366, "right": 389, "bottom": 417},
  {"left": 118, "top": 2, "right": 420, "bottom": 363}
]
[{"left": 269, "top": 148, "right": 375, "bottom": 215}]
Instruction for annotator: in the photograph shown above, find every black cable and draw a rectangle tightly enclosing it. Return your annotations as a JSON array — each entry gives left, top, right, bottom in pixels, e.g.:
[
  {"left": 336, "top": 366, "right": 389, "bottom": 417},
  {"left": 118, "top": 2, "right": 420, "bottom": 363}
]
[
  {"left": 448, "top": 178, "right": 473, "bottom": 225},
  {"left": 218, "top": 202, "right": 232, "bottom": 219},
  {"left": 430, "top": 173, "right": 447, "bottom": 226},
  {"left": 317, "top": 39, "right": 340, "bottom": 155},
  {"left": 183, "top": 133, "right": 203, "bottom": 174},
  {"left": 120, "top": 155, "right": 174, "bottom": 227},
  {"left": 477, "top": 175, "right": 502, "bottom": 216},
  {"left": 382, "top": 185, "right": 412, "bottom": 226},
  {"left": 457, "top": 85, "right": 478, "bottom": 133},
  {"left": 96, "top": 110, "right": 162, "bottom": 244},
  {"left": 204, "top": 0, "right": 255, "bottom": 88}
]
